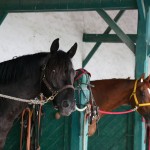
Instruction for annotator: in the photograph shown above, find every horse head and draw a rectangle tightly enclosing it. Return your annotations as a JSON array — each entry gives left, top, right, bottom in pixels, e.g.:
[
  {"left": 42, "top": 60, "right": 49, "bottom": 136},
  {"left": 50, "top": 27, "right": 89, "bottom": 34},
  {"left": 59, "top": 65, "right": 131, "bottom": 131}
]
[
  {"left": 41, "top": 39, "right": 77, "bottom": 116},
  {"left": 131, "top": 74, "right": 150, "bottom": 126}
]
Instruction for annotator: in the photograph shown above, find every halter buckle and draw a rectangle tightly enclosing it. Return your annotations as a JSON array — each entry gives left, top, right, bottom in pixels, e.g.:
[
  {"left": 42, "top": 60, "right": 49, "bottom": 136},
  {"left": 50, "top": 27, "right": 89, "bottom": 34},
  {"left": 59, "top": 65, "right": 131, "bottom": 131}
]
[
  {"left": 133, "top": 106, "right": 139, "bottom": 111},
  {"left": 47, "top": 91, "right": 58, "bottom": 101}
]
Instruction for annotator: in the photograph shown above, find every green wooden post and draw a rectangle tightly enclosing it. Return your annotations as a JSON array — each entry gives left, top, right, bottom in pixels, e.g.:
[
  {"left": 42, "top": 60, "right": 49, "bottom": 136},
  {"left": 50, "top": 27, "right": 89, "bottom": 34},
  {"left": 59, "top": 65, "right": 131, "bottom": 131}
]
[
  {"left": 135, "top": 5, "right": 150, "bottom": 150},
  {"left": 70, "top": 73, "right": 90, "bottom": 150},
  {"left": 97, "top": 9, "right": 135, "bottom": 53},
  {"left": 82, "top": 10, "right": 125, "bottom": 68},
  {"left": 0, "top": 11, "right": 7, "bottom": 25}
]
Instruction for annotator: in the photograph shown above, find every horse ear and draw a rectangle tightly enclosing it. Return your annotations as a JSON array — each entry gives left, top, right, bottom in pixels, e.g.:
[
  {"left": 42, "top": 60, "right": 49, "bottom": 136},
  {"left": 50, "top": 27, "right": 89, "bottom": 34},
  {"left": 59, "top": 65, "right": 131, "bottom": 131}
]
[
  {"left": 50, "top": 38, "right": 59, "bottom": 54},
  {"left": 67, "top": 43, "right": 77, "bottom": 58}
]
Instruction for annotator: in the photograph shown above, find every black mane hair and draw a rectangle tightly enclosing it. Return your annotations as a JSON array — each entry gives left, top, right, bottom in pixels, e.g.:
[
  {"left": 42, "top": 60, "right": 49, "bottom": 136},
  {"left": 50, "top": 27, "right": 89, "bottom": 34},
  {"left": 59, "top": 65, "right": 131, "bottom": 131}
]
[
  {"left": 0, "top": 53, "right": 48, "bottom": 84},
  {"left": 0, "top": 50, "right": 73, "bottom": 84}
]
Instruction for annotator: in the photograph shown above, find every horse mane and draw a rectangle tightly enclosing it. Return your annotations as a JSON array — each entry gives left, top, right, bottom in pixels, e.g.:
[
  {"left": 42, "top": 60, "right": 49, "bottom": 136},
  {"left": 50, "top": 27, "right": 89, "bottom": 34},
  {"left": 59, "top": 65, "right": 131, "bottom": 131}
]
[
  {"left": 0, "top": 53, "right": 48, "bottom": 84},
  {"left": 0, "top": 50, "right": 73, "bottom": 84}
]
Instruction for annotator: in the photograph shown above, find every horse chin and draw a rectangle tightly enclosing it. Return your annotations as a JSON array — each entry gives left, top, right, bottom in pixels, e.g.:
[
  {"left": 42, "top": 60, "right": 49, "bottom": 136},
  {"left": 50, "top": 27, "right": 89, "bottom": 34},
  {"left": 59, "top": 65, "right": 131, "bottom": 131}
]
[
  {"left": 53, "top": 104, "right": 75, "bottom": 116},
  {"left": 59, "top": 106, "right": 76, "bottom": 116}
]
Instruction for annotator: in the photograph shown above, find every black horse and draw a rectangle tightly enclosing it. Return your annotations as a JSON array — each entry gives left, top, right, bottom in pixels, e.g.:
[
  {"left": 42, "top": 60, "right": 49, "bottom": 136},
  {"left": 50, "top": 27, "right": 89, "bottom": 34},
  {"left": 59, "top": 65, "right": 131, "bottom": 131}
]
[{"left": 0, "top": 38, "right": 77, "bottom": 149}]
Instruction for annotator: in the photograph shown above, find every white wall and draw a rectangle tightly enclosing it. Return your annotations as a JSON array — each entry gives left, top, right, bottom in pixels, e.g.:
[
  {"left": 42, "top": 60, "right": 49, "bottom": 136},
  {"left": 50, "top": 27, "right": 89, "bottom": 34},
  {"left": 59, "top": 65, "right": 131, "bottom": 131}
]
[{"left": 0, "top": 10, "right": 137, "bottom": 80}]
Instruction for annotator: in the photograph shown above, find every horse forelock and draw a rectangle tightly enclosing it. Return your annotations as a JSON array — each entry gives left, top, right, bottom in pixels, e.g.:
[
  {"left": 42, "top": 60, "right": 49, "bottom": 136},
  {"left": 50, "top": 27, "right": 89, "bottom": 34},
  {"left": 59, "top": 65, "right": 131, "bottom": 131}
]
[
  {"left": 49, "top": 50, "right": 73, "bottom": 81},
  {"left": 0, "top": 53, "right": 48, "bottom": 84}
]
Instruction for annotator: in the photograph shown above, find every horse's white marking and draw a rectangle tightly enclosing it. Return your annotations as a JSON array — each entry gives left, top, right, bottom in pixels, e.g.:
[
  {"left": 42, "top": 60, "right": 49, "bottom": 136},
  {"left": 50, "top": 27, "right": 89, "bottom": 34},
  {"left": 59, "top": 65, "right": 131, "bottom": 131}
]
[
  {"left": 147, "top": 88, "right": 150, "bottom": 94},
  {"left": 141, "top": 78, "right": 143, "bottom": 82}
]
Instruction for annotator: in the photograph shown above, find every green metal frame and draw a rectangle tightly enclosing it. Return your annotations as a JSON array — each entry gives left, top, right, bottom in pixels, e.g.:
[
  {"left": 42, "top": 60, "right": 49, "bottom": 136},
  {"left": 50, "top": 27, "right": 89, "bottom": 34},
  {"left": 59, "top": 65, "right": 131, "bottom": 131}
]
[
  {"left": 82, "top": 10, "right": 125, "bottom": 68},
  {"left": 83, "top": 34, "right": 137, "bottom": 43},
  {"left": 0, "top": 0, "right": 137, "bottom": 12},
  {"left": 97, "top": 9, "right": 136, "bottom": 53},
  {"left": 135, "top": 3, "right": 150, "bottom": 150},
  {"left": 82, "top": 3, "right": 150, "bottom": 150},
  {"left": 137, "top": 0, "right": 146, "bottom": 21},
  {"left": 70, "top": 73, "right": 90, "bottom": 150},
  {"left": 0, "top": 11, "right": 7, "bottom": 25}
]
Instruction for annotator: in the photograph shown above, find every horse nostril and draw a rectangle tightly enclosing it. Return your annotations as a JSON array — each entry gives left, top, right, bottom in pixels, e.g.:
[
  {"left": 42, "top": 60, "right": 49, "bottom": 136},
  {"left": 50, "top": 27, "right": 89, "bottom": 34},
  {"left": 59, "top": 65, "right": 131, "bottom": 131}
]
[{"left": 62, "top": 100, "right": 69, "bottom": 108}]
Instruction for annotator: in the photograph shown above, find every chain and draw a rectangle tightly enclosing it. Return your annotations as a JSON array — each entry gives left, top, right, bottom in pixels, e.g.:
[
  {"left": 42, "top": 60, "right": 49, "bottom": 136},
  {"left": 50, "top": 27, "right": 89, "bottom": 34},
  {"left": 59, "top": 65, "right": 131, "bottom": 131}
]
[{"left": 0, "top": 93, "right": 50, "bottom": 105}]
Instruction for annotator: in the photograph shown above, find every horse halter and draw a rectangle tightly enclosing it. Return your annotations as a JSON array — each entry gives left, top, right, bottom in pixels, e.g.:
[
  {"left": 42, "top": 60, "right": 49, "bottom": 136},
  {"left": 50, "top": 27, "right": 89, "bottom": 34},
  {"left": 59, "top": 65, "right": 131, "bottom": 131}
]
[
  {"left": 130, "top": 80, "right": 150, "bottom": 108},
  {"left": 41, "top": 64, "right": 74, "bottom": 101}
]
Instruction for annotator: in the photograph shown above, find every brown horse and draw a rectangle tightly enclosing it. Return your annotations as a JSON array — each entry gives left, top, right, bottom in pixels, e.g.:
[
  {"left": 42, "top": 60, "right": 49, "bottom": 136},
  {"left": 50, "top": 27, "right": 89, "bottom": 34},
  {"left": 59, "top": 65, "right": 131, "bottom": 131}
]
[{"left": 89, "top": 75, "right": 150, "bottom": 136}]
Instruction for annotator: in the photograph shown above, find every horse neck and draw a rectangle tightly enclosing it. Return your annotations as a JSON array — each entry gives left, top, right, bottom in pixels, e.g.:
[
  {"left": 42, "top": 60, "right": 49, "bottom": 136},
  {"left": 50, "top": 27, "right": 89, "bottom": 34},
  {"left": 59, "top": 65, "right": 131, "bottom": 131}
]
[
  {"left": 91, "top": 79, "right": 135, "bottom": 111},
  {"left": 0, "top": 54, "right": 48, "bottom": 99}
]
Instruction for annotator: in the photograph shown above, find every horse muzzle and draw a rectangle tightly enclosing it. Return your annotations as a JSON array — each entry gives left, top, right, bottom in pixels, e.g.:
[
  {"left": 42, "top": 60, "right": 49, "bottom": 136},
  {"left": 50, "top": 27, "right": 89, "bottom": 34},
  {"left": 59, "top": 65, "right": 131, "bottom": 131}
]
[{"left": 60, "top": 100, "right": 76, "bottom": 116}]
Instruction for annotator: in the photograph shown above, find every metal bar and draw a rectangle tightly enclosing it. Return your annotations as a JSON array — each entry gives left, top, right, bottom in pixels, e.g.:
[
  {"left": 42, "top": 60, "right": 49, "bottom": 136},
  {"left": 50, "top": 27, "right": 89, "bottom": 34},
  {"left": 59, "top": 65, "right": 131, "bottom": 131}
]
[
  {"left": 0, "top": 11, "right": 7, "bottom": 25},
  {"left": 136, "top": 0, "right": 146, "bottom": 21},
  {"left": 70, "top": 73, "right": 90, "bottom": 150},
  {"left": 126, "top": 113, "right": 134, "bottom": 150},
  {"left": 97, "top": 9, "right": 136, "bottom": 53},
  {"left": 144, "top": 6, "right": 150, "bottom": 149},
  {"left": 83, "top": 34, "right": 137, "bottom": 43},
  {"left": 64, "top": 117, "right": 70, "bottom": 150},
  {"left": 82, "top": 10, "right": 125, "bottom": 68},
  {"left": 134, "top": 6, "right": 150, "bottom": 150},
  {"left": 0, "top": 0, "right": 137, "bottom": 12},
  {"left": 135, "top": 15, "right": 147, "bottom": 78},
  {"left": 146, "top": 7, "right": 150, "bottom": 56}
]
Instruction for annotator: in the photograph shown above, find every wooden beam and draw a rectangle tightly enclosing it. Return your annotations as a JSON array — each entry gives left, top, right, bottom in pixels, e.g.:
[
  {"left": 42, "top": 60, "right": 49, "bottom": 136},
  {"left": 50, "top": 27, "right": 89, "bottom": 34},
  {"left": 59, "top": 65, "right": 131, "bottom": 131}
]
[
  {"left": 0, "top": 0, "right": 137, "bottom": 12},
  {"left": 134, "top": 5, "right": 150, "bottom": 150},
  {"left": 146, "top": 7, "right": 150, "bottom": 56},
  {"left": 0, "top": 11, "right": 7, "bottom": 25},
  {"left": 70, "top": 74, "right": 90, "bottom": 150},
  {"left": 82, "top": 10, "right": 125, "bottom": 68},
  {"left": 136, "top": 0, "right": 146, "bottom": 21},
  {"left": 83, "top": 34, "right": 137, "bottom": 43},
  {"left": 97, "top": 9, "right": 136, "bottom": 53}
]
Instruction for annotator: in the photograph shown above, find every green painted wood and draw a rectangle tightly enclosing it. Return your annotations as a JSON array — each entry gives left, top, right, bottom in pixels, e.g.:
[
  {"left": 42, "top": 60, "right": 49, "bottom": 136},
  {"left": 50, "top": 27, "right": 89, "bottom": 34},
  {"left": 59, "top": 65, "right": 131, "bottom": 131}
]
[
  {"left": 82, "top": 10, "right": 125, "bottom": 68},
  {"left": 83, "top": 34, "right": 137, "bottom": 43},
  {"left": 146, "top": 7, "right": 150, "bottom": 56},
  {"left": 145, "top": 6, "right": 150, "bottom": 150},
  {"left": 0, "top": 11, "right": 7, "bottom": 25},
  {"left": 88, "top": 106, "right": 134, "bottom": 150},
  {"left": 134, "top": 4, "right": 150, "bottom": 150},
  {"left": 97, "top": 9, "right": 136, "bottom": 53},
  {"left": 136, "top": 0, "right": 146, "bottom": 21},
  {"left": 4, "top": 105, "right": 135, "bottom": 150},
  {"left": 0, "top": 0, "right": 137, "bottom": 12},
  {"left": 4, "top": 103, "right": 70, "bottom": 150},
  {"left": 70, "top": 73, "right": 90, "bottom": 150}
]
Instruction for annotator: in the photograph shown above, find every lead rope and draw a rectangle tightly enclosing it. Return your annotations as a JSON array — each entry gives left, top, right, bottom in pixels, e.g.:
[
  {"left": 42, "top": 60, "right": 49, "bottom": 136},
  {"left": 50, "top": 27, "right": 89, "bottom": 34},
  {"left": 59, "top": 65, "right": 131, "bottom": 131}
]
[
  {"left": 20, "top": 95, "right": 43, "bottom": 150},
  {"left": 34, "top": 95, "right": 43, "bottom": 150},
  {"left": 20, "top": 107, "right": 32, "bottom": 150}
]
